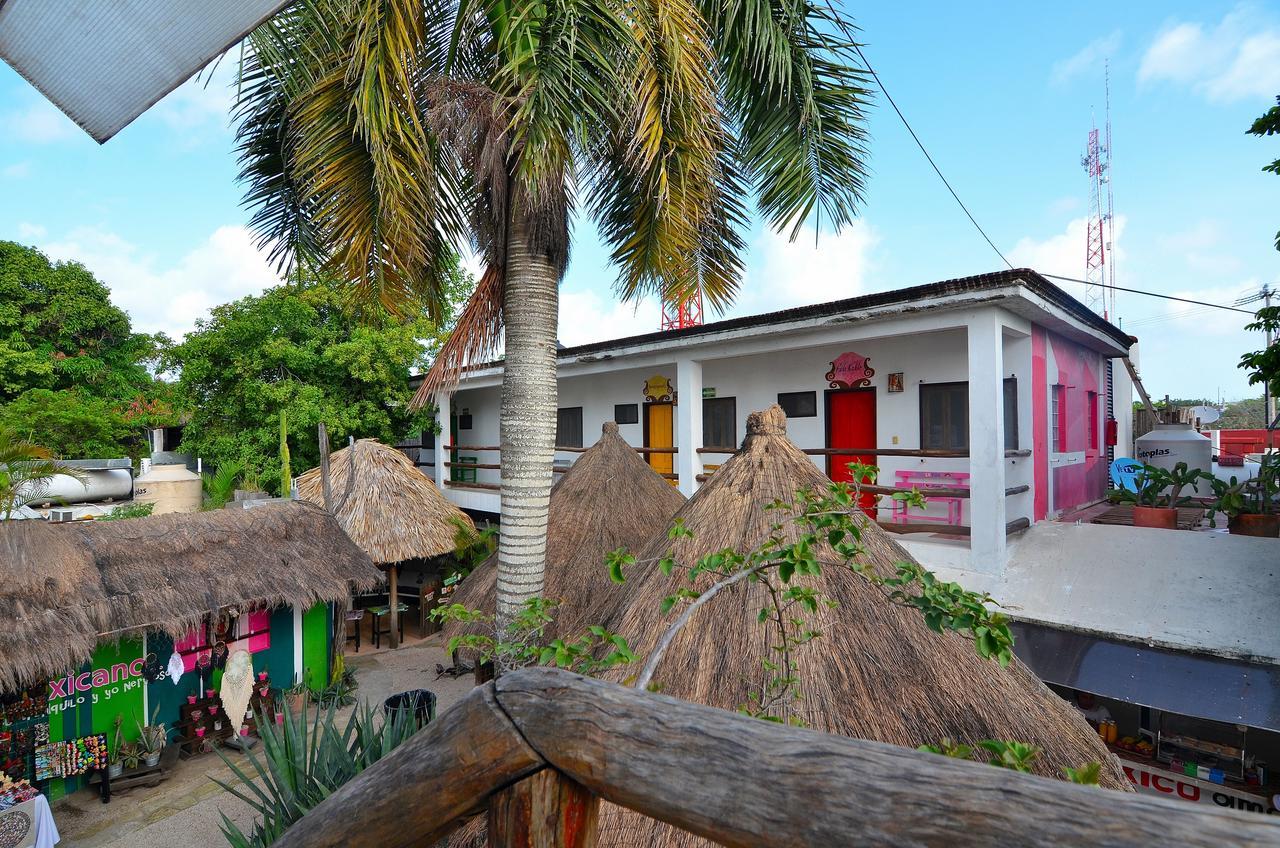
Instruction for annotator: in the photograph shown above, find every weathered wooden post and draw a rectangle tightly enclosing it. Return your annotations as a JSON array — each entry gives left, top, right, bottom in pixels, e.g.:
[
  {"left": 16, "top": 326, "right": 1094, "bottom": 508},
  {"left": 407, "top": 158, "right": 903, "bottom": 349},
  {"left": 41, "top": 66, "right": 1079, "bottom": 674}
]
[
  {"left": 488, "top": 769, "right": 599, "bottom": 848},
  {"left": 388, "top": 563, "right": 400, "bottom": 649}
]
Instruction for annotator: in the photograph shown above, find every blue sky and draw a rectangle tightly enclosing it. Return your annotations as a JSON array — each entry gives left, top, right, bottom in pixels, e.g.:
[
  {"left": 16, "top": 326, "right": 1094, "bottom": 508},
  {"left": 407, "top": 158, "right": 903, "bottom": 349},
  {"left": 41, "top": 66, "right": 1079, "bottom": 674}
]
[{"left": 2, "top": 1, "right": 1277, "bottom": 400}]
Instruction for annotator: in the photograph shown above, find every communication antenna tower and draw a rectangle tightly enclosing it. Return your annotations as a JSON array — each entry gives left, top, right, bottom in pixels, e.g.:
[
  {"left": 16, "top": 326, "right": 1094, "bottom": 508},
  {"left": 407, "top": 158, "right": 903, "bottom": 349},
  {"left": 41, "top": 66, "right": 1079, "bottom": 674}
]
[
  {"left": 1082, "top": 62, "right": 1115, "bottom": 321},
  {"left": 661, "top": 288, "right": 704, "bottom": 331}
]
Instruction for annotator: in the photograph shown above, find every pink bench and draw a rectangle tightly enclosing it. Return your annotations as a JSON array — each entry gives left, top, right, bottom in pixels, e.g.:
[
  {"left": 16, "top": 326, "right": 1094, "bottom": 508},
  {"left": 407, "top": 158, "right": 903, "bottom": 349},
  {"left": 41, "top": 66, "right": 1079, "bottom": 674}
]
[{"left": 891, "top": 470, "right": 969, "bottom": 526}]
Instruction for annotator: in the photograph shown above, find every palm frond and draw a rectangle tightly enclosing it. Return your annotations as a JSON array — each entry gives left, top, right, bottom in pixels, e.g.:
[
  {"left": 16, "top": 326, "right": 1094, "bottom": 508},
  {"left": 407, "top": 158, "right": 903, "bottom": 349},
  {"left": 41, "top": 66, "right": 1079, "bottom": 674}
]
[
  {"left": 710, "top": 0, "right": 872, "bottom": 238},
  {"left": 411, "top": 263, "right": 506, "bottom": 405}
]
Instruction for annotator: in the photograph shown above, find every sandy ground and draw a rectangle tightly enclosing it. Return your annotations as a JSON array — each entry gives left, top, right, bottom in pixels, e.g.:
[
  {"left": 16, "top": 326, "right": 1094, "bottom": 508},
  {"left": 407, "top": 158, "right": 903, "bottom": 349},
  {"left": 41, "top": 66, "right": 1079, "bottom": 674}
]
[{"left": 53, "top": 635, "right": 476, "bottom": 848}]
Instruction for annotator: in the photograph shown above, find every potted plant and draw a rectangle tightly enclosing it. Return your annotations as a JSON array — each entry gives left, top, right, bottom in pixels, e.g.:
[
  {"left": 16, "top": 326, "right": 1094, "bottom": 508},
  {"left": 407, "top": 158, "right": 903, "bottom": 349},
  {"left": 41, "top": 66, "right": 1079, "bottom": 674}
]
[
  {"left": 108, "top": 716, "right": 124, "bottom": 779},
  {"left": 119, "top": 742, "right": 141, "bottom": 771},
  {"left": 1110, "top": 462, "right": 1210, "bottom": 529},
  {"left": 135, "top": 710, "right": 166, "bottom": 768},
  {"left": 284, "top": 681, "right": 308, "bottom": 716},
  {"left": 1210, "top": 454, "right": 1279, "bottom": 537}
]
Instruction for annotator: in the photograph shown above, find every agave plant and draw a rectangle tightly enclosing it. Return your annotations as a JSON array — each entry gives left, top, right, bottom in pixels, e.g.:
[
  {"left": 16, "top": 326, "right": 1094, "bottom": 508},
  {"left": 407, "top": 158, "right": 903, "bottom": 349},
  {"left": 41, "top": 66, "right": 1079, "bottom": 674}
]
[{"left": 216, "top": 702, "right": 420, "bottom": 847}]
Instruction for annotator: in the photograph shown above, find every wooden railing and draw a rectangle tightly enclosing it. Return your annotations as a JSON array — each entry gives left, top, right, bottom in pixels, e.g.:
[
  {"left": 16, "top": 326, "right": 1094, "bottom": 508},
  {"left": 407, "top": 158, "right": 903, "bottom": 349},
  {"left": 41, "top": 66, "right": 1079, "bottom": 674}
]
[{"left": 274, "top": 668, "right": 1279, "bottom": 848}]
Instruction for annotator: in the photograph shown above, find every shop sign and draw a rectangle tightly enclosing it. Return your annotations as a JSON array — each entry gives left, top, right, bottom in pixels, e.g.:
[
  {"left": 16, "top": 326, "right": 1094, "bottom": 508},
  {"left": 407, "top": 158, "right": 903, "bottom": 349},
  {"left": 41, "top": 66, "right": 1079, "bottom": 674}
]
[
  {"left": 46, "top": 659, "right": 146, "bottom": 715},
  {"left": 644, "top": 375, "right": 674, "bottom": 403},
  {"left": 825, "top": 352, "right": 874, "bottom": 389},
  {"left": 1120, "top": 757, "right": 1278, "bottom": 816}
]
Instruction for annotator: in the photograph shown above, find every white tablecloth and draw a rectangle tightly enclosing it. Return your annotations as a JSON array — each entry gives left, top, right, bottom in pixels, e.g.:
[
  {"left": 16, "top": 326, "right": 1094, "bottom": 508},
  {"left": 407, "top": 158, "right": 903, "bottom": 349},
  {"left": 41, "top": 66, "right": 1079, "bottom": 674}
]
[{"left": 0, "top": 795, "right": 58, "bottom": 848}]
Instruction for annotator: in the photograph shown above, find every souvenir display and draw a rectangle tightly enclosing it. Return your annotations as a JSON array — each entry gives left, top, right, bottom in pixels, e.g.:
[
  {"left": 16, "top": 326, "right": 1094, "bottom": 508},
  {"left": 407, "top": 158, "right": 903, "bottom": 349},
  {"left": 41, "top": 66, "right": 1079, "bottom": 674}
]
[
  {"left": 31, "top": 736, "right": 107, "bottom": 781},
  {"left": 219, "top": 651, "right": 254, "bottom": 739},
  {"left": 0, "top": 773, "right": 38, "bottom": 811},
  {"left": 141, "top": 652, "right": 167, "bottom": 683},
  {"left": 167, "top": 651, "right": 185, "bottom": 685}
]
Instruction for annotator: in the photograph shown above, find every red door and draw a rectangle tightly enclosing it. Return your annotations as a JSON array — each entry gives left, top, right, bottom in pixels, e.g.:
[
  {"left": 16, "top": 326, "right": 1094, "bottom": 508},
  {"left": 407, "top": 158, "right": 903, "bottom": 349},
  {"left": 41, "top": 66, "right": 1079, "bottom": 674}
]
[{"left": 827, "top": 389, "right": 877, "bottom": 513}]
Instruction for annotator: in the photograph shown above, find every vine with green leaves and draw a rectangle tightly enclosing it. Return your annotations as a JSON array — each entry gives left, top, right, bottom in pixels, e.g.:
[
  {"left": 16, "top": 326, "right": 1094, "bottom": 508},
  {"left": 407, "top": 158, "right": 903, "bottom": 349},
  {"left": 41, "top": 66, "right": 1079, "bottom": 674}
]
[{"left": 918, "top": 738, "right": 1102, "bottom": 786}]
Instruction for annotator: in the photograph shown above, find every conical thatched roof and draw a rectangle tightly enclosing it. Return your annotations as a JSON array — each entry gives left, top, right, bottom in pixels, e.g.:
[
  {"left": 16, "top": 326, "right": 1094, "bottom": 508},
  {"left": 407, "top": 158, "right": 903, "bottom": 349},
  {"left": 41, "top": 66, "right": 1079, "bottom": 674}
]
[
  {"left": 584, "top": 406, "right": 1130, "bottom": 846},
  {"left": 0, "top": 501, "right": 380, "bottom": 693},
  {"left": 297, "top": 438, "right": 474, "bottom": 565},
  {"left": 446, "top": 422, "right": 685, "bottom": 642}
]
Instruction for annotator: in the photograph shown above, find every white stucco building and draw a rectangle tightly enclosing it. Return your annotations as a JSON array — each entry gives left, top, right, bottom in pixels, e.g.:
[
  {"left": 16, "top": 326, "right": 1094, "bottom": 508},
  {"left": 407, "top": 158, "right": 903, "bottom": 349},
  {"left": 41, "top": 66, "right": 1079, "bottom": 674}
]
[{"left": 415, "top": 269, "right": 1136, "bottom": 573}]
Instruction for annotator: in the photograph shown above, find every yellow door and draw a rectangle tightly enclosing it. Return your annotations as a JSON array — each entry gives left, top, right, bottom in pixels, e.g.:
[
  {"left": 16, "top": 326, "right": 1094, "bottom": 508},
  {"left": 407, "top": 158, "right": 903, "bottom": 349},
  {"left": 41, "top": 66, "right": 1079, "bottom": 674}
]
[{"left": 646, "top": 403, "right": 675, "bottom": 481}]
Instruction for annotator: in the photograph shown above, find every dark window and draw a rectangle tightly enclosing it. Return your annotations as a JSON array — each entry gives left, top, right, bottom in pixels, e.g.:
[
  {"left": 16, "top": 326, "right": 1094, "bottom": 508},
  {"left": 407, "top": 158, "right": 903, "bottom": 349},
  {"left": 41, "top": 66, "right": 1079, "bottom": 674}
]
[
  {"left": 1051, "top": 385, "right": 1064, "bottom": 452},
  {"left": 777, "top": 391, "right": 817, "bottom": 418},
  {"left": 457, "top": 412, "right": 473, "bottom": 430},
  {"left": 423, "top": 429, "right": 436, "bottom": 450},
  {"left": 1003, "top": 378, "right": 1018, "bottom": 451},
  {"left": 614, "top": 403, "right": 639, "bottom": 425},
  {"left": 1088, "top": 391, "right": 1099, "bottom": 450},
  {"left": 703, "top": 397, "right": 737, "bottom": 448},
  {"left": 556, "top": 407, "right": 584, "bottom": 448},
  {"left": 920, "top": 382, "right": 968, "bottom": 451}
]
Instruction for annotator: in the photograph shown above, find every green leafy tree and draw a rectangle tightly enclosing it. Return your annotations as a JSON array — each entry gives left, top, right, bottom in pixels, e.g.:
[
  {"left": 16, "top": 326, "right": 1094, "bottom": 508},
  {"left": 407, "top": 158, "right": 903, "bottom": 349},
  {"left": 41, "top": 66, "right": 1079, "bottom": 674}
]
[
  {"left": 0, "top": 241, "right": 163, "bottom": 402},
  {"left": 164, "top": 274, "right": 464, "bottom": 494},
  {"left": 1248, "top": 95, "right": 1280, "bottom": 250},
  {"left": 0, "top": 389, "right": 136, "bottom": 459},
  {"left": 1240, "top": 306, "right": 1280, "bottom": 404},
  {"left": 234, "top": 0, "right": 872, "bottom": 637}
]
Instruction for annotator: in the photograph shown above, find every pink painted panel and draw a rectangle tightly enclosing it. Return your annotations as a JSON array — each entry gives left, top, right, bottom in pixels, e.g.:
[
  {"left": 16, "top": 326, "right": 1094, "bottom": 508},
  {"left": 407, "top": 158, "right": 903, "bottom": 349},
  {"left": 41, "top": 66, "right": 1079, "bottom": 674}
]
[
  {"left": 1045, "top": 330, "right": 1105, "bottom": 512},
  {"left": 1032, "top": 327, "right": 1048, "bottom": 521},
  {"left": 227, "top": 633, "right": 271, "bottom": 655},
  {"left": 173, "top": 627, "right": 205, "bottom": 653}
]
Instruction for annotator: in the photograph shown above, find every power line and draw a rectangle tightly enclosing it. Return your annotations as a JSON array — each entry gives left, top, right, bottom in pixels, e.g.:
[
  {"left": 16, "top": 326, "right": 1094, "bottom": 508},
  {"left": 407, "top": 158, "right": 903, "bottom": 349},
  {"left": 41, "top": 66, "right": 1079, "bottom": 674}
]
[
  {"left": 846, "top": 40, "right": 1014, "bottom": 271},
  {"left": 825, "top": 10, "right": 1263, "bottom": 323},
  {"left": 1041, "top": 274, "right": 1257, "bottom": 315}
]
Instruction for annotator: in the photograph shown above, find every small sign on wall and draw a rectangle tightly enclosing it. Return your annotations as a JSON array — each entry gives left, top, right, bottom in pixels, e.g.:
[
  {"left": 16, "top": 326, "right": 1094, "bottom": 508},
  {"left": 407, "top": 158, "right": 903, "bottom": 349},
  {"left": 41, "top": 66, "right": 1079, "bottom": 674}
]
[
  {"left": 702, "top": 387, "right": 716, "bottom": 399},
  {"left": 826, "top": 352, "right": 874, "bottom": 389},
  {"left": 643, "top": 375, "right": 674, "bottom": 403},
  {"left": 887, "top": 372, "right": 904, "bottom": 393}
]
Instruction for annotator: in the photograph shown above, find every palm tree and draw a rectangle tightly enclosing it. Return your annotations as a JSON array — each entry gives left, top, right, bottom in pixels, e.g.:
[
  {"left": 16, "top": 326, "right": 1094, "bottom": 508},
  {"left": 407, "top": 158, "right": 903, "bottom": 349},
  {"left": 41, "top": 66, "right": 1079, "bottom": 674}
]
[
  {"left": 0, "top": 428, "right": 85, "bottom": 520},
  {"left": 233, "top": 0, "right": 871, "bottom": 635}
]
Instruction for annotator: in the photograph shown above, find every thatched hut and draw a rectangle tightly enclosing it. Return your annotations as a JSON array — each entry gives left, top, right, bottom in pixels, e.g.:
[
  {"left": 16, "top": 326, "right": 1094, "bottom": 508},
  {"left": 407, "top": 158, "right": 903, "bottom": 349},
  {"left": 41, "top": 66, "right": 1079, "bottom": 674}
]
[
  {"left": 603, "top": 406, "right": 1128, "bottom": 810},
  {"left": 0, "top": 501, "right": 379, "bottom": 694},
  {"left": 446, "top": 421, "right": 685, "bottom": 643},
  {"left": 296, "top": 438, "right": 476, "bottom": 646}
]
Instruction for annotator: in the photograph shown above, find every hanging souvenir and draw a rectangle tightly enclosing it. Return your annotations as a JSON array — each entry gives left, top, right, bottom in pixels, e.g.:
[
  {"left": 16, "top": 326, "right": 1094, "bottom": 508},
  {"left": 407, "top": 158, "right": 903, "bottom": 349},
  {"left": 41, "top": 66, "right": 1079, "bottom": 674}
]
[
  {"left": 196, "top": 650, "right": 212, "bottom": 671},
  {"left": 167, "top": 651, "right": 185, "bottom": 686},
  {"left": 211, "top": 641, "right": 228, "bottom": 670},
  {"left": 219, "top": 651, "right": 255, "bottom": 739},
  {"left": 141, "top": 652, "right": 167, "bottom": 683}
]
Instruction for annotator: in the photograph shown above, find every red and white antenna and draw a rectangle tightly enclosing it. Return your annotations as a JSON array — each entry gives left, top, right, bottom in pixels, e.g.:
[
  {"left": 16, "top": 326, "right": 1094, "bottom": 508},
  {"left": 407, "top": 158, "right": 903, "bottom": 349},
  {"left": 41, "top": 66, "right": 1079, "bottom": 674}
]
[
  {"left": 1082, "top": 61, "right": 1116, "bottom": 321},
  {"left": 661, "top": 288, "right": 704, "bottom": 331}
]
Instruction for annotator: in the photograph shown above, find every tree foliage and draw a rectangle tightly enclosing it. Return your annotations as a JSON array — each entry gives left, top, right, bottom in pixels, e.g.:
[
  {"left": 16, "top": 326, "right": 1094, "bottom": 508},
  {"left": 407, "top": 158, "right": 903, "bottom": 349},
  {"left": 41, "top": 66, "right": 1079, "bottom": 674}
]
[
  {"left": 1240, "top": 306, "right": 1280, "bottom": 402},
  {"left": 1249, "top": 95, "right": 1280, "bottom": 251},
  {"left": 163, "top": 271, "right": 469, "bottom": 494},
  {"left": 0, "top": 241, "right": 168, "bottom": 458}
]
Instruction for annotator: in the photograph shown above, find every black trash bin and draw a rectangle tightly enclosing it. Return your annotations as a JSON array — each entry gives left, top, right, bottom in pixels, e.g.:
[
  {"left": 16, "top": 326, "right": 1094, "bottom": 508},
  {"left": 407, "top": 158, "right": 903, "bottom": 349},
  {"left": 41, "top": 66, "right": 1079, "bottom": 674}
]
[{"left": 383, "top": 689, "right": 437, "bottom": 728}]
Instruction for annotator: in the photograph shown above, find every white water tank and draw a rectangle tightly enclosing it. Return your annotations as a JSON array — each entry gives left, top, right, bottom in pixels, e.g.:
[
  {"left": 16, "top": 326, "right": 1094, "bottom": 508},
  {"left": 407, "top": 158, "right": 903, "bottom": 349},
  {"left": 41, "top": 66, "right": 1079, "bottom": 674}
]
[
  {"left": 21, "top": 469, "right": 133, "bottom": 505},
  {"left": 133, "top": 463, "right": 202, "bottom": 514},
  {"left": 1134, "top": 423, "right": 1212, "bottom": 474}
]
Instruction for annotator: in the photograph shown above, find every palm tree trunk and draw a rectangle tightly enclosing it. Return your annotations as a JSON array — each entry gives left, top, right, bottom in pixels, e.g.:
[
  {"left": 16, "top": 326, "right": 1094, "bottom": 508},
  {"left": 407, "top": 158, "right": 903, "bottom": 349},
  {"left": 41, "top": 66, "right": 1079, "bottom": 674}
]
[{"left": 496, "top": 207, "right": 559, "bottom": 644}]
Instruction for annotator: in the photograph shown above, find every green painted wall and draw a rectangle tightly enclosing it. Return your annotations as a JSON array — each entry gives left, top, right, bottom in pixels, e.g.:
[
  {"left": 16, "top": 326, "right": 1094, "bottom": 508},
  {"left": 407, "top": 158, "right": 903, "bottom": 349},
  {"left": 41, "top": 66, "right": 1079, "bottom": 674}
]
[
  {"left": 44, "top": 639, "right": 144, "bottom": 800},
  {"left": 301, "top": 603, "right": 331, "bottom": 691}
]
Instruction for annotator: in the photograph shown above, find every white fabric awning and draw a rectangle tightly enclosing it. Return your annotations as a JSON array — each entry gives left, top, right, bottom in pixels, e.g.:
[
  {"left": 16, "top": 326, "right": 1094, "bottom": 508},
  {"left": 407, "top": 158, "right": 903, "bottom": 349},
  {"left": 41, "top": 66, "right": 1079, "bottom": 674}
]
[{"left": 0, "top": 0, "right": 289, "bottom": 142}]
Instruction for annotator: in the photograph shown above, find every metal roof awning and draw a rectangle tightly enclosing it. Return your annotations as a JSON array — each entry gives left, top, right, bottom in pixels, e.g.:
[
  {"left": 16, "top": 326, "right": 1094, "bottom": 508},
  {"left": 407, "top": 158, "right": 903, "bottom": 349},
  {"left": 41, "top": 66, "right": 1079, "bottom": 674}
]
[
  {"left": 0, "top": 0, "right": 290, "bottom": 142},
  {"left": 1012, "top": 621, "right": 1280, "bottom": 733}
]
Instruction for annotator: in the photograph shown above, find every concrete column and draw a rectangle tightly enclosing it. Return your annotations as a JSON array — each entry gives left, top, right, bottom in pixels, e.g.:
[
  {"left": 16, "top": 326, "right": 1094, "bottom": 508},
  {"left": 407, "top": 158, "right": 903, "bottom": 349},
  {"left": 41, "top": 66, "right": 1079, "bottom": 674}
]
[
  {"left": 434, "top": 392, "right": 451, "bottom": 490},
  {"left": 966, "top": 313, "right": 1007, "bottom": 573},
  {"left": 676, "top": 360, "right": 704, "bottom": 497}
]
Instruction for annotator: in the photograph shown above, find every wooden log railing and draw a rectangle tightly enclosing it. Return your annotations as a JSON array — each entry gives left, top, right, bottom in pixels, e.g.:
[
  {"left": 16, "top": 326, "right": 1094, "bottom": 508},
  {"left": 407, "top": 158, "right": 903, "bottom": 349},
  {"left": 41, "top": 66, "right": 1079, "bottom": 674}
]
[{"left": 273, "top": 668, "right": 1280, "bottom": 848}]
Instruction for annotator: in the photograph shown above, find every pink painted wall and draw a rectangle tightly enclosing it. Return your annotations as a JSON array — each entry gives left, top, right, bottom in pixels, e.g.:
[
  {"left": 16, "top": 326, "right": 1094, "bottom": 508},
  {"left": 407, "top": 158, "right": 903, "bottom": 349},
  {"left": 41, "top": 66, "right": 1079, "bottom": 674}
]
[
  {"left": 1031, "top": 327, "right": 1049, "bottom": 521},
  {"left": 1041, "top": 328, "right": 1106, "bottom": 514}
]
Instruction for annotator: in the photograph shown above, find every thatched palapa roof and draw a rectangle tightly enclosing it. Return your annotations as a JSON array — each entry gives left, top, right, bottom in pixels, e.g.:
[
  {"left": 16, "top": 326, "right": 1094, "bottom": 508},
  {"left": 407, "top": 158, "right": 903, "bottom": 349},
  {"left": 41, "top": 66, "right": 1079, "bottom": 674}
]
[
  {"left": 446, "top": 421, "right": 685, "bottom": 641},
  {"left": 296, "top": 438, "right": 474, "bottom": 565},
  {"left": 597, "top": 405, "right": 1129, "bottom": 843},
  {"left": 0, "top": 501, "right": 380, "bottom": 693}
]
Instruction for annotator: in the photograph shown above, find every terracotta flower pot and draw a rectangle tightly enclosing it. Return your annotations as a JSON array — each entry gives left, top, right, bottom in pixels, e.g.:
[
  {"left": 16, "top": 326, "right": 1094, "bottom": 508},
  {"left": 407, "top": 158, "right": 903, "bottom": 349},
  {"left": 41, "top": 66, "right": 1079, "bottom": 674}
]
[
  {"left": 1228, "top": 513, "right": 1280, "bottom": 538},
  {"left": 1133, "top": 506, "right": 1178, "bottom": 529}
]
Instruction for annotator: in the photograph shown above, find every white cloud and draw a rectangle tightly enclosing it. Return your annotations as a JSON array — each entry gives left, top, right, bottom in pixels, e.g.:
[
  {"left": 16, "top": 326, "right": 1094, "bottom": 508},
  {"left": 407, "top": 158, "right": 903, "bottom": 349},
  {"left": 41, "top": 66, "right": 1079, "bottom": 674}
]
[
  {"left": 1008, "top": 215, "right": 1128, "bottom": 280},
  {"left": 2, "top": 162, "right": 31, "bottom": 179},
  {"left": 731, "top": 220, "right": 879, "bottom": 317},
  {"left": 2, "top": 99, "right": 79, "bottom": 143},
  {"left": 150, "top": 61, "right": 237, "bottom": 136},
  {"left": 15, "top": 223, "right": 46, "bottom": 240},
  {"left": 1139, "top": 7, "right": 1280, "bottom": 101},
  {"left": 1052, "top": 31, "right": 1122, "bottom": 85},
  {"left": 548, "top": 220, "right": 877, "bottom": 345},
  {"left": 41, "top": 225, "right": 282, "bottom": 338},
  {"left": 557, "top": 290, "right": 660, "bottom": 345}
]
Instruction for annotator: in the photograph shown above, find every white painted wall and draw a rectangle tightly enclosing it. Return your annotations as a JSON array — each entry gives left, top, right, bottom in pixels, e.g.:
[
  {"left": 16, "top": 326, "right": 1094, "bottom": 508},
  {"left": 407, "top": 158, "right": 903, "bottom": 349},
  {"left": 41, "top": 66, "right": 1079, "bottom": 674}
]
[{"left": 443, "top": 305, "right": 1040, "bottom": 542}]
